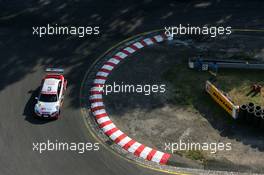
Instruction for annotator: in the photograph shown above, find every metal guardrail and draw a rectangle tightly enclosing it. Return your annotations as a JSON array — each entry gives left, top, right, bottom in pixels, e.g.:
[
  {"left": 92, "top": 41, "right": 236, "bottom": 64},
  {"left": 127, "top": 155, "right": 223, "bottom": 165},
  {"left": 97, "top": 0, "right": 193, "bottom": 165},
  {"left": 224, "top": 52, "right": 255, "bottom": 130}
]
[{"left": 189, "top": 58, "right": 264, "bottom": 71}]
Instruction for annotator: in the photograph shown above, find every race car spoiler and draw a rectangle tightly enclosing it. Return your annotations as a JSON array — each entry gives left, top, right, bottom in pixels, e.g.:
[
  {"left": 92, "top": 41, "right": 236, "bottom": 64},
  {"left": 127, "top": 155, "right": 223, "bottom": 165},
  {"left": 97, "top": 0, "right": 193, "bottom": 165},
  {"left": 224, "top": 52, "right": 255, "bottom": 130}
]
[{"left": 45, "top": 68, "right": 64, "bottom": 74}]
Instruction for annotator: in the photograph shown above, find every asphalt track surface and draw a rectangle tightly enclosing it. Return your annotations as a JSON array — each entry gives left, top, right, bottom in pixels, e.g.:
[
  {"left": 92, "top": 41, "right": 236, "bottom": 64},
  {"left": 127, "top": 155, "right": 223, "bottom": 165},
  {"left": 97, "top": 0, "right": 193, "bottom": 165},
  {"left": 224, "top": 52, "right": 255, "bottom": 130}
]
[
  {"left": 0, "top": 43, "right": 164, "bottom": 175},
  {"left": 0, "top": 1, "right": 264, "bottom": 175}
]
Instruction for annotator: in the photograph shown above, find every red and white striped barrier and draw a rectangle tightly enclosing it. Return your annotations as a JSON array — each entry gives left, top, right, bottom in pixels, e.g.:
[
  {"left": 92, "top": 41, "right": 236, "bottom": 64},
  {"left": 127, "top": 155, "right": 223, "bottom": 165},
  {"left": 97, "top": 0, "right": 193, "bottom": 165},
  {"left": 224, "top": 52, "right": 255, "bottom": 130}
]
[{"left": 89, "top": 34, "right": 171, "bottom": 165}]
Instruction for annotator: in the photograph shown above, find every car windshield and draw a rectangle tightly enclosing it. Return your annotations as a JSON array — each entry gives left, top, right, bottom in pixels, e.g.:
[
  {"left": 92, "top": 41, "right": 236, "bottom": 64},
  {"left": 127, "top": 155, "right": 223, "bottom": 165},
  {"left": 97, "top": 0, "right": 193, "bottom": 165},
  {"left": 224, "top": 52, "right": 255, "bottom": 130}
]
[{"left": 39, "top": 94, "right": 57, "bottom": 102}]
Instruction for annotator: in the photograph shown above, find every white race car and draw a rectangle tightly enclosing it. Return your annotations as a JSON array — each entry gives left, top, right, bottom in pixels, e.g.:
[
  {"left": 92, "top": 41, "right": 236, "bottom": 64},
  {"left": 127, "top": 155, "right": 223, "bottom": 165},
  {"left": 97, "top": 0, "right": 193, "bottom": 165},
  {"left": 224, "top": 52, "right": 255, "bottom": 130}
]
[{"left": 34, "top": 68, "right": 67, "bottom": 119}]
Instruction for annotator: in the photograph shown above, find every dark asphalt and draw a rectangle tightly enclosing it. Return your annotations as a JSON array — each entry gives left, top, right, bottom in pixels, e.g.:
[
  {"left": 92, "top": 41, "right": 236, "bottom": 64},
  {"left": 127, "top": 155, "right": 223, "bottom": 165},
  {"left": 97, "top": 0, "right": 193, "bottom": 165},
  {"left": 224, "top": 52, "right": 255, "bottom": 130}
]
[{"left": 0, "top": 1, "right": 263, "bottom": 175}]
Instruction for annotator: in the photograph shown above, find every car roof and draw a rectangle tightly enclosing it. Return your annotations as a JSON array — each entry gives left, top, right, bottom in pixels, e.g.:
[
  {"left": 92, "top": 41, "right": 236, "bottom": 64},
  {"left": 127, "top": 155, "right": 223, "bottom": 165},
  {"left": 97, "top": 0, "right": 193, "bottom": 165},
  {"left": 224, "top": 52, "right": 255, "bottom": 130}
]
[{"left": 41, "top": 78, "right": 61, "bottom": 94}]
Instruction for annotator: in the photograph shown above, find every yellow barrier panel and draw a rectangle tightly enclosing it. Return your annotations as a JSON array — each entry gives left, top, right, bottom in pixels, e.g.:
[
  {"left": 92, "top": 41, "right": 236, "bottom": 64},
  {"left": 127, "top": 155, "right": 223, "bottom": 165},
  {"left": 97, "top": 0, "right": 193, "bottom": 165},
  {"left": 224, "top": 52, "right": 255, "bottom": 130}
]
[{"left": 205, "top": 81, "right": 239, "bottom": 119}]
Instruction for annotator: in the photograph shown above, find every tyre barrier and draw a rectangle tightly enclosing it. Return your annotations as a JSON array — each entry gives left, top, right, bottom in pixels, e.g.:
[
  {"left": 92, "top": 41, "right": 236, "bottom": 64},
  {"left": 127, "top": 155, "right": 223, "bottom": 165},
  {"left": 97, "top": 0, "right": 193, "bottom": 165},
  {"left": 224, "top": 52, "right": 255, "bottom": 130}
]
[
  {"left": 238, "top": 104, "right": 247, "bottom": 120},
  {"left": 255, "top": 105, "right": 261, "bottom": 112},
  {"left": 248, "top": 102, "right": 254, "bottom": 110},
  {"left": 247, "top": 107, "right": 254, "bottom": 124},
  {"left": 238, "top": 103, "right": 264, "bottom": 128},
  {"left": 261, "top": 114, "right": 264, "bottom": 128}
]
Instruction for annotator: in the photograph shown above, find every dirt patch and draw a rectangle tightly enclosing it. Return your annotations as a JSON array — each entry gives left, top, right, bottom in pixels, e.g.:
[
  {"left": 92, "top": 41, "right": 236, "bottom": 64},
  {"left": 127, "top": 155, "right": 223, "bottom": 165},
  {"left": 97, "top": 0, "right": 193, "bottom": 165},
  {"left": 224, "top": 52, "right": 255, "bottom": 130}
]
[{"left": 104, "top": 35, "right": 264, "bottom": 173}]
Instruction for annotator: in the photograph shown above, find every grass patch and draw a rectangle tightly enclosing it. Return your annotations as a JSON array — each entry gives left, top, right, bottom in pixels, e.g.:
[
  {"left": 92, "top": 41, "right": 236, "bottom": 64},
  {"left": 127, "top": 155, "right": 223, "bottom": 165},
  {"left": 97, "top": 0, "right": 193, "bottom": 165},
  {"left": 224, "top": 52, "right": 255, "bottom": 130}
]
[
  {"left": 163, "top": 64, "right": 211, "bottom": 106},
  {"left": 162, "top": 64, "right": 225, "bottom": 119},
  {"left": 176, "top": 150, "right": 208, "bottom": 164},
  {"left": 162, "top": 63, "right": 264, "bottom": 126},
  {"left": 163, "top": 63, "right": 264, "bottom": 108},
  {"left": 215, "top": 69, "right": 264, "bottom": 106}
]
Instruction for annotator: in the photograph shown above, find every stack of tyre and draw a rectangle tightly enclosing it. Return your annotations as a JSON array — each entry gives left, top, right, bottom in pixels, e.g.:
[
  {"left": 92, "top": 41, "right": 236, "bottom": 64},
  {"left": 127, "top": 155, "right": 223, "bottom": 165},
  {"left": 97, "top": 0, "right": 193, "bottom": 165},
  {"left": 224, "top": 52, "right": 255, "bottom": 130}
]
[{"left": 239, "top": 103, "right": 264, "bottom": 127}]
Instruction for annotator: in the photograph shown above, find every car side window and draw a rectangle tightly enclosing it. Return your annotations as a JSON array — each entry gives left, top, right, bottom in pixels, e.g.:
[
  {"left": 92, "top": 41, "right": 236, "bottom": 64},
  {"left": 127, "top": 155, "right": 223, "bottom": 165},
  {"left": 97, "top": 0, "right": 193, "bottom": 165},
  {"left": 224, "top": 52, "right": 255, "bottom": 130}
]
[{"left": 57, "top": 81, "right": 62, "bottom": 97}]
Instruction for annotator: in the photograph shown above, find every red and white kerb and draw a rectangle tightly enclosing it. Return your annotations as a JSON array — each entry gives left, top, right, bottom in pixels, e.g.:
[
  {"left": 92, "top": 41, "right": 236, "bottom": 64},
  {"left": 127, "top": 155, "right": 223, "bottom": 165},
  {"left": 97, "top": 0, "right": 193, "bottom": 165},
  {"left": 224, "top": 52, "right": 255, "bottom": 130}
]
[{"left": 89, "top": 34, "right": 171, "bottom": 165}]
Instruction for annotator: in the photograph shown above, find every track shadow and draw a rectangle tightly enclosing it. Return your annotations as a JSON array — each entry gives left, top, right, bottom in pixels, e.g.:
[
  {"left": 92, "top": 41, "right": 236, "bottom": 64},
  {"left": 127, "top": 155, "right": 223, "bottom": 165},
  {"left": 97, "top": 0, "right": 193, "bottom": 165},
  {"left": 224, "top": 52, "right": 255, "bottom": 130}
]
[
  {"left": 23, "top": 87, "right": 55, "bottom": 124},
  {"left": 1, "top": 0, "right": 264, "bottom": 111}
]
